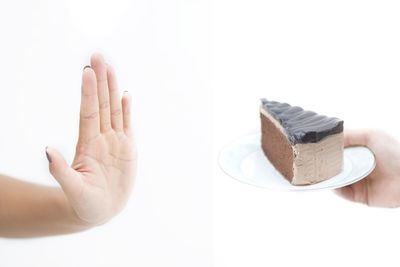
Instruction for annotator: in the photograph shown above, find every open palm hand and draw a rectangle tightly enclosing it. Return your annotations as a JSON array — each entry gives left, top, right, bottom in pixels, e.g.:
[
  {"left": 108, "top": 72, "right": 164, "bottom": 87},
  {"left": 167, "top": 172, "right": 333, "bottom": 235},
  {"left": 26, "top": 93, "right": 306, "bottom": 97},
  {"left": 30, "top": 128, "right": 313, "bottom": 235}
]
[{"left": 46, "top": 53, "right": 137, "bottom": 225}]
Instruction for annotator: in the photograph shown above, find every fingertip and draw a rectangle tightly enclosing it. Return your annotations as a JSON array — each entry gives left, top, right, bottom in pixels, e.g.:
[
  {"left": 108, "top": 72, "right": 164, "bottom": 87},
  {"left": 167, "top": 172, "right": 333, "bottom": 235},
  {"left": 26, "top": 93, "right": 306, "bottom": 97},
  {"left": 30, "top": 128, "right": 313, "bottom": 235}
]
[
  {"left": 82, "top": 66, "right": 95, "bottom": 76},
  {"left": 106, "top": 64, "right": 115, "bottom": 74},
  {"left": 334, "top": 185, "right": 355, "bottom": 202},
  {"left": 90, "top": 53, "right": 107, "bottom": 78},
  {"left": 333, "top": 187, "right": 344, "bottom": 197},
  {"left": 90, "top": 52, "right": 105, "bottom": 67},
  {"left": 45, "top": 146, "right": 54, "bottom": 155},
  {"left": 122, "top": 91, "right": 132, "bottom": 106},
  {"left": 82, "top": 68, "right": 97, "bottom": 95},
  {"left": 45, "top": 146, "right": 52, "bottom": 163}
]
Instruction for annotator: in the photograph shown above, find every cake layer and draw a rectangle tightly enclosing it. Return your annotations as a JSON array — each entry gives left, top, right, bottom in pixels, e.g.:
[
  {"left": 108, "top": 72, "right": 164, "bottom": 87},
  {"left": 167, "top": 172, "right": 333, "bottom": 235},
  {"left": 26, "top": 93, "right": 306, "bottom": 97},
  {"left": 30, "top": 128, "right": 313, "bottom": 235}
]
[
  {"left": 261, "top": 98, "right": 343, "bottom": 145},
  {"left": 292, "top": 132, "right": 344, "bottom": 185},
  {"left": 260, "top": 108, "right": 294, "bottom": 180},
  {"left": 260, "top": 101, "right": 344, "bottom": 185}
]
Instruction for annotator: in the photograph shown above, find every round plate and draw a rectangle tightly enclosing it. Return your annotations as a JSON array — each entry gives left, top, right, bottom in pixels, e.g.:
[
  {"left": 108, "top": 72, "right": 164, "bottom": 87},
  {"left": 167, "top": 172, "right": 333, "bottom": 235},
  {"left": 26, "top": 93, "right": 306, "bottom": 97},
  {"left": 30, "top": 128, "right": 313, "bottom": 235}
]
[{"left": 218, "top": 133, "right": 376, "bottom": 191}]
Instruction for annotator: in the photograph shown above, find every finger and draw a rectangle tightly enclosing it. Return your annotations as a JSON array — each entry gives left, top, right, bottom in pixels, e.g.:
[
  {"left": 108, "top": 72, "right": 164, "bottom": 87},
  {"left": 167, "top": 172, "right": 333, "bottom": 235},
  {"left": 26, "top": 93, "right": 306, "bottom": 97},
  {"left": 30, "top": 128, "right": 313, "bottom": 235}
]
[
  {"left": 107, "top": 65, "right": 123, "bottom": 131},
  {"left": 91, "top": 53, "right": 111, "bottom": 132},
  {"left": 79, "top": 67, "right": 100, "bottom": 142},
  {"left": 334, "top": 186, "right": 355, "bottom": 202},
  {"left": 334, "top": 179, "right": 369, "bottom": 205},
  {"left": 344, "top": 128, "right": 371, "bottom": 147},
  {"left": 46, "top": 147, "right": 82, "bottom": 197},
  {"left": 121, "top": 91, "right": 132, "bottom": 135}
]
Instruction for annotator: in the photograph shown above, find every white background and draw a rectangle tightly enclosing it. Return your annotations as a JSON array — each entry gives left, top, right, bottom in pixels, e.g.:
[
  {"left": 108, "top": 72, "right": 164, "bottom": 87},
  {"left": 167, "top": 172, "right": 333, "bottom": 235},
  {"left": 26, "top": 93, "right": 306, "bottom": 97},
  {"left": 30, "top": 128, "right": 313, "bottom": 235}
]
[
  {"left": 2, "top": 0, "right": 400, "bottom": 266},
  {"left": 213, "top": 1, "right": 400, "bottom": 267},
  {"left": 0, "top": 0, "right": 211, "bottom": 266}
]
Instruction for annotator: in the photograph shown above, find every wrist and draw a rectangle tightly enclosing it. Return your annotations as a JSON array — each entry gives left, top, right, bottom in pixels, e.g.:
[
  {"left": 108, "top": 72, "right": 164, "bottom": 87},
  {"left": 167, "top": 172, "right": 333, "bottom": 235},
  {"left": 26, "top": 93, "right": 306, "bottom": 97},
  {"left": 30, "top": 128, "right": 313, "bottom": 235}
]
[{"left": 53, "top": 188, "right": 95, "bottom": 230}]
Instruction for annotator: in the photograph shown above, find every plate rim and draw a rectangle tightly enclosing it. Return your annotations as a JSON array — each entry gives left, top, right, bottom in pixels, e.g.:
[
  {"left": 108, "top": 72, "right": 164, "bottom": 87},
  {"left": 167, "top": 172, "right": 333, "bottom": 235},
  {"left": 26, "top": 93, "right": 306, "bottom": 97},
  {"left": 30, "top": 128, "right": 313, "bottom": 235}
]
[{"left": 218, "top": 132, "right": 376, "bottom": 191}]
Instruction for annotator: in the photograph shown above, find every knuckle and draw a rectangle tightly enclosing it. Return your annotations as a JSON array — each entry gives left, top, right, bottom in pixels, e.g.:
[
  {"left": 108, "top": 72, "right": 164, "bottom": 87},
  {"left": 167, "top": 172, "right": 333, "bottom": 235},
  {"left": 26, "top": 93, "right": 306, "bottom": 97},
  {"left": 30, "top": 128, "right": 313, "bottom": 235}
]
[
  {"left": 81, "top": 111, "right": 99, "bottom": 120},
  {"left": 97, "top": 77, "right": 108, "bottom": 84},
  {"left": 111, "top": 108, "right": 122, "bottom": 117},
  {"left": 102, "top": 120, "right": 112, "bottom": 131},
  {"left": 99, "top": 101, "right": 110, "bottom": 110}
]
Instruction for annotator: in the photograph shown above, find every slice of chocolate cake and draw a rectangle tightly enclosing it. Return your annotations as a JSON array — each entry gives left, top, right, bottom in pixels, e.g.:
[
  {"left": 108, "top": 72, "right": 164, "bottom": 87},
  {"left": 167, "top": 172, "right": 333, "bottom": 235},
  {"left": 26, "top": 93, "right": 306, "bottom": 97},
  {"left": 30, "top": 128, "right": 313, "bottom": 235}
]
[{"left": 260, "top": 99, "right": 344, "bottom": 185}]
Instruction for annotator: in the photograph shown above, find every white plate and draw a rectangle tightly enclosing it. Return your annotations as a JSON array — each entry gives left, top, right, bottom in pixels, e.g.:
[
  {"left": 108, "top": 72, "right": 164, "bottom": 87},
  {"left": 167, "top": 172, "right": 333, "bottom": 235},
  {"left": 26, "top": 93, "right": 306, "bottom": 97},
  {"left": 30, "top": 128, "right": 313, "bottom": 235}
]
[{"left": 218, "top": 133, "right": 376, "bottom": 191}]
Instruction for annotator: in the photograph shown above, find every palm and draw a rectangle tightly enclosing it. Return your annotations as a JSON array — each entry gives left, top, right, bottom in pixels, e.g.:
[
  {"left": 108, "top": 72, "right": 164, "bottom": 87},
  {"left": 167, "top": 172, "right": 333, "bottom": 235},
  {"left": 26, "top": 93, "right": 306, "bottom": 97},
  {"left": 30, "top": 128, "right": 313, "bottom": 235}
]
[
  {"left": 47, "top": 54, "right": 136, "bottom": 225},
  {"left": 70, "top": 132, "right": 136, "bottom": 224},
  {"left": 354, "top": 131, "right": 400, "bottom": 207},
  {"left": 335, "top": 129, "right": 400, "bottom": 208}
]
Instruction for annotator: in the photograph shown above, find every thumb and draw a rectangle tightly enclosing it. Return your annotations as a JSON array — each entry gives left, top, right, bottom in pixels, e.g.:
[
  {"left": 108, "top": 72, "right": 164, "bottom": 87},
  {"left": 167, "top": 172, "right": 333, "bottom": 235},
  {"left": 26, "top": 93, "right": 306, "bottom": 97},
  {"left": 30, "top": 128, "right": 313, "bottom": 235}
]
[
  {"left": 344, "top": 128, "right": 371, "bottom": 147},
  {"left": 46, "top": 146, "right": 81, "bottom": 196}
]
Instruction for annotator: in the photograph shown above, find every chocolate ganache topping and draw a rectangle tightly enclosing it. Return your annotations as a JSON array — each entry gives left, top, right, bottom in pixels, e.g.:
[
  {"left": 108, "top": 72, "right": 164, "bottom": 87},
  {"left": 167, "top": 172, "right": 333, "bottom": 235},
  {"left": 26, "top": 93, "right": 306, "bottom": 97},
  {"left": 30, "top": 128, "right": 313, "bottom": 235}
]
[{"left": 261, "top": 98, "right": 343, "bottom": 145}]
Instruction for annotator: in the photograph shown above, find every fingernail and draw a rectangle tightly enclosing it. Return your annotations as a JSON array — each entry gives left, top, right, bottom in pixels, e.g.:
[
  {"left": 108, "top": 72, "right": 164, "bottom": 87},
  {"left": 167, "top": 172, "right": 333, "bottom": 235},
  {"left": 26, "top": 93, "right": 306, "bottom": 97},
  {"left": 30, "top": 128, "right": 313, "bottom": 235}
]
[
  {"left": 83, "top": 65, "right": 91, "bottom": 70},
  {"left": 45, "top": 147, "right": 52, "bottom": 163}
]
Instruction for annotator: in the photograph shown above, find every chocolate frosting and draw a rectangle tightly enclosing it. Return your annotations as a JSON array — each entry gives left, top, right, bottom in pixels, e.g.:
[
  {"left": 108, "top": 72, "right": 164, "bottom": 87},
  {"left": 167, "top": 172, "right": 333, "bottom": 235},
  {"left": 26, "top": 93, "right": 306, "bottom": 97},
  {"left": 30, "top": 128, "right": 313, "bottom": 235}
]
[{"left": 261, "top": 98, "right": 344, "bottom": 145}]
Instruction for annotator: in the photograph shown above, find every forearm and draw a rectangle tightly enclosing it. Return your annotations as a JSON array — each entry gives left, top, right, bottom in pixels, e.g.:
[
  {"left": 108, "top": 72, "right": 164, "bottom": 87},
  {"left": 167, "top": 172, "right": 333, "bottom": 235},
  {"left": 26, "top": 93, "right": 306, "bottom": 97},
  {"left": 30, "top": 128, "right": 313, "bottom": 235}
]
[{"left": 0, "top": 174, "right": 91, "bottom": 238}]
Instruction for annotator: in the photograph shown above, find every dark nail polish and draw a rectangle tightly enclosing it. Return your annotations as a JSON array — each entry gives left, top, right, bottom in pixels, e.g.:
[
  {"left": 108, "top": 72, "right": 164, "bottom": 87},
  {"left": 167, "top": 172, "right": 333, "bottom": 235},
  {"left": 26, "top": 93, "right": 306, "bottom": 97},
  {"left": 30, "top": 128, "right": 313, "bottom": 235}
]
[
  {"left": 45, "top": 147, "right": 52, "bottom": 163},
  {"left": 83, "top": 65, "right": 91, "bottom": 70}
]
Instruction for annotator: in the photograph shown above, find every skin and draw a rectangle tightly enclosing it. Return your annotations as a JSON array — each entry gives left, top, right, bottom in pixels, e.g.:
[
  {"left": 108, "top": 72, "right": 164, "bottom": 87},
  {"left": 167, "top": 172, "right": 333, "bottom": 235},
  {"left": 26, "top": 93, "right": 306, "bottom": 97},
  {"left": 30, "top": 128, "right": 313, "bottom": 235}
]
[
  {"left": 0, "top": 53, "right": 137, "bottom": 237},
  {"left": 335, "top": 128, "right": 400, "bottom": 208}
]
